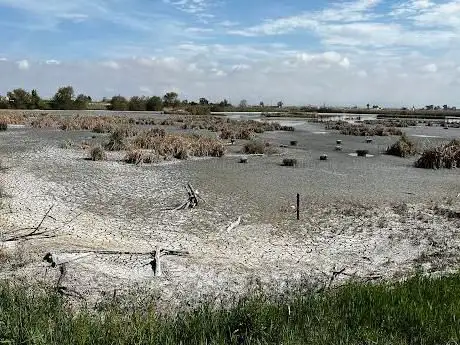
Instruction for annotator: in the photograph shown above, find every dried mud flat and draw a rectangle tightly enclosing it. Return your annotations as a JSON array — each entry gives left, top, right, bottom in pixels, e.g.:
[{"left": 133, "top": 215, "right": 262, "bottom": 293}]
[{"left": 1, "top": 125, "right": 460, "bottom": 310}]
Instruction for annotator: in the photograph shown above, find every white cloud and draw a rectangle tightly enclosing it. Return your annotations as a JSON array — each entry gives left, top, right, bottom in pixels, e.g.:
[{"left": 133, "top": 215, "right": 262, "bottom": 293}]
[
  {"left": 422, "top": 63, "right": 438, "bottom": 73},
  {"left": 45, "top": 59, "right": 61, "bottom": 65},
  {"left": 17, "top": 59, "right": 29, "bottom": 70},
  {"left": 101, "top": 61, "right": 120, "bottom": 69},
  {"left": 139, "top": 86, "right": 152, "bottom": 94},
  {"left": 0, "top": 57, "right": 7, "bottom": 61}
]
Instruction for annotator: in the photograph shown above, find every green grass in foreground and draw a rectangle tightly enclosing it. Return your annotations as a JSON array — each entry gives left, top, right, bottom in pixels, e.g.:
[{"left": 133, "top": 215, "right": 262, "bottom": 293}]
[{"left": 1, "top": 273, "right": 460, "bottom": 344}]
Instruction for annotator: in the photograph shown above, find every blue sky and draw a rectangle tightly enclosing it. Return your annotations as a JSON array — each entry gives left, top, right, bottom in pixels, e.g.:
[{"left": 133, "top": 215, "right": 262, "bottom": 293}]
[{"left": 0, "top": 0, "right": 459, "bottom": 106}]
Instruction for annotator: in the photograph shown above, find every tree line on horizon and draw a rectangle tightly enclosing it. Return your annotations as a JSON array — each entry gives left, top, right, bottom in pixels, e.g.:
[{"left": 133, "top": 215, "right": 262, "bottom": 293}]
[{"left": 0, "top": 86, "right": 284, "bottom": 113}]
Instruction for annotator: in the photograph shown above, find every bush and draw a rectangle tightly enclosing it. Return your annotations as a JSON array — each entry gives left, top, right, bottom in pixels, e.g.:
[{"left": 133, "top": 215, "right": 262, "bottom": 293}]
[
  {"left": 124, "top": 150, "right": 160, "bottom": 165},
  {"left": 89, "top": 146, "right": 107, "bottom": 161},
  {"left": 282, "top": 158, "right": 298, "bottom": 166},
  {"left": 0, "top": 121, "right": 7, "bottom": 131},
  {"left": 105, "top": 126, "right": 137, "bottom": 151},
  {"left": 415, "top": 140, "right": 460, "bottom": 169},
  {"left": 326, "top": 121, "right": 403, "bottom": 136},
  {"left": 386, "top": 134, "right": 417, "bottom": 157},
  {"left": 243, "top": 141, "right": 266, "bottom": 154},
  {"left": 356, "top": 149, "right": 369, "bottom": 157}
]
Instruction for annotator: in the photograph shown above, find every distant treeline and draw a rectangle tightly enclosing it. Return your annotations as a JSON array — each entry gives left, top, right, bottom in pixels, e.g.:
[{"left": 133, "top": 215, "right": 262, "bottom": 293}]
[
  {"left": 1, "top": 86, "right": 459, "bottom": 118},
  {"left": 0, "top": 86, "right": 285, "bottom": 115}
]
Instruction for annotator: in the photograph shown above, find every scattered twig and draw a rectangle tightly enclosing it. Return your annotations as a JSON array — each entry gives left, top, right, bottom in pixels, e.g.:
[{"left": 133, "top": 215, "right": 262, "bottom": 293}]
[
  {"left": 3, "top": 205, "right": 55, "bottom": 242},
  {"left": 226, "top": 216, "right": 242, "bottom": 232},
  {"left": 327, "top": 267, "right": 346, "bottom": 289}
]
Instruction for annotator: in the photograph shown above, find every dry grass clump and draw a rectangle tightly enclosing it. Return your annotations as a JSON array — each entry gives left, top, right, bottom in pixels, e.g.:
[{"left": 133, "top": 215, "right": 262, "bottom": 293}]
[
  {"left": 415, "top": 140, "right": 460, "bottom": 169},
  {"left": 178, "top": 116, "right": 294, "bottom": 140},
  {"left": 325, "top": 121, "right": 403, "bottom": 136},
  {"left": 105, "top": 126, "right": 138, "bottom": 151},
  {"left": 356, "top": 149, "right": 369, "bottom": 157},
  {"left": 386, "top": 134, "right": 417, "bottom": 157},
  {"left": 89, "top": 146, "right": 107, "bottom": 161},
  {"left": 282, "top": 158, "right": 298, "bottom": 166},
  {"left": 30, "top": 114, "right": 60, "bottom": 129},
  {"left": 363, "top": 119, "right": 418, "bottom": 127},
  {"left": 126, "top": 129, "right": 225, "bottom": 161},
  {"left": 124, "top": 150, "right": 161, "bottom": 165},
  {"left": 0, "top": 111, "right": 28, "bottom": 125},
  {"left": 242, "top": 140, "right": 266, "bottom": 154}
]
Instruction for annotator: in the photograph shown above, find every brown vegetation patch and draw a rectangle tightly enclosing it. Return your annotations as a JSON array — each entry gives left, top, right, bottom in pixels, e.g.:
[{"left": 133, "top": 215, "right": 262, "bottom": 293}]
[
  {"left": 325, "top": 121, "right": 403, "bottom": 136},
  {"left": 415, "top": 140, "right": 460, "bottom": 169},
  {"left": 386, "top": 134, "right": 417, "bottom": 157}
]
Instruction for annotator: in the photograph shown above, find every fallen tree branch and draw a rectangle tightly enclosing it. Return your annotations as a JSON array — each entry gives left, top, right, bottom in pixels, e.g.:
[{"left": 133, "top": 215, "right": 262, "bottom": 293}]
[
  {"left": 3, "top": 205, "right": 55, "bottom": 242},
  {"left": 226, "top": 216, "right": 242, "bottom": 232}
]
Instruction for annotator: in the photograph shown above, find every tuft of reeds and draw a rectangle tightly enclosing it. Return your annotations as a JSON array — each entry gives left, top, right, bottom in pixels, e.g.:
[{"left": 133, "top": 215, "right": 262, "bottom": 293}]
[
  {"left": 89, "top": 146, "right": 107, "bottom": 161},
  {"left": 415, "top": 140, "right": 460, "bottom": 169},
  {"left": 124, "top": 150, "right": 160, "bottom": 165},
  {"left": 356, "top": 149, "right": 369, "bottom": 157},
  {"left": 326, "top": 121, "right": 403, "bottom": 136},
  {"left": 386, "top": 134, "right": 417, "bottom": 157},
  {"left": 242, "top": 140, "right": 267, "bottom": 154},
  {"left": 282, "top": 158, "right": 298, "bottom": 166}
]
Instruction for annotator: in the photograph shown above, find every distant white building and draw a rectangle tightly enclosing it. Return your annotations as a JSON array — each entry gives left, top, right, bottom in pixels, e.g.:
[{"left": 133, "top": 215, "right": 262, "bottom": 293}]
[{"left": 445, "top": 116, "right": 460, "bottom": 124}]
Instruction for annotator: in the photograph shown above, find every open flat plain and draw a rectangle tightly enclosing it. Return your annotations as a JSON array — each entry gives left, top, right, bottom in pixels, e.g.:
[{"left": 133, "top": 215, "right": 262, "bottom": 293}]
[{"left": 1, "top": 111, "right": 459, "bottom": 309}]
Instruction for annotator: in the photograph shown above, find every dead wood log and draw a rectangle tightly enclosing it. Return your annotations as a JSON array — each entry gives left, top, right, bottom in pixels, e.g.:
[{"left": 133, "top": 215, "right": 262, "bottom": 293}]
[
  {"left": 149, "top": 247, "right": 190, "bottom": 277},
  {"left": 226, "top": 216, "right": 242, "bottom": 232},
  {"left": 168, "top": 182, "right": 204, "bottom": 210},
  {"left": 3, "top": 206, "right": 55, "bottom": 242}
]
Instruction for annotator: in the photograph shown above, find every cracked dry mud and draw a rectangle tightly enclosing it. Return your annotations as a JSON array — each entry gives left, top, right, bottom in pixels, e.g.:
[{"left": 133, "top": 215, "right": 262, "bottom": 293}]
[{"left": 1, "top": 123, "right": 460, "bottom": 309}]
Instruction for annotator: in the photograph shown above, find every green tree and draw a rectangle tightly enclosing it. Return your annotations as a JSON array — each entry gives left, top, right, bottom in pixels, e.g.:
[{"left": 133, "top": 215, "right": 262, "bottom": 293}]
[
  {"left": 163, "top": 92, "right": 179, "bottom": 108},
  {"left": 199, "top": 98, "right": 209, "bottom": 105},
  {"left": 0, "top": 95, "right": 9, "bottom": 109},
  {"left": 277, "top": 101, "right": 283, "bottom": 108},
  {"left": 146, "top": 96, "right": 163, "bottom": 111},
  {"left": 239, "top": 99, "right": 248, "bottom": 108},
  {"left": 259, "top": 101, "right": 264, "bottom": 107},
  {"left": 7, "top": 88, "right": 32, "bottom": 109},
  {"left": 74, "top": 94, "right": 91, "bottom": 110},
  {"left": 30, "top": 89, "right": 43, "bottom": 109},
  {"left": 109, "top": 95, "right": 129, "bottom": 111},
  {"left": 52, "top": 86, "right": 75, "bottom": 110},
  {"left": 128, "top": 96, "right": 147, "bottom": 111}
]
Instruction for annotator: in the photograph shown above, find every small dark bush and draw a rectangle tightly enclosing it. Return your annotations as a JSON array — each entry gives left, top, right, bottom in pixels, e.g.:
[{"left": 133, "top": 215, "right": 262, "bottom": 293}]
[
  {"left": 356, "top": 149, "right": 369, "bottom": 157},
  {"left": 386, "top": 134, "right": 417, "bottom": 157},
  {"left": 89, "top": 146, "right": 107, "bottom": 161},
  {"left": 415, "top": 140, "right": 460, "bottom": 169},
  {"left": 290, "top": 140, "right": 298, "bottom": 146},
  {"left": 282, "top": 158, "right": 298, "bottom": 166},
  {"left": 243, "top": 141, "right": 266, "bottom": 154},
  {"left": 0, "top": 121, "right": 7, "bottom": 131}
]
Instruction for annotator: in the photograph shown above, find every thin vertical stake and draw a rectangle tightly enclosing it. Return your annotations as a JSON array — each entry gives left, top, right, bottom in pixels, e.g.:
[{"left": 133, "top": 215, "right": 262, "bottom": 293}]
[{"left": 296, "top": 193, "right": 300, "bottom": 220}]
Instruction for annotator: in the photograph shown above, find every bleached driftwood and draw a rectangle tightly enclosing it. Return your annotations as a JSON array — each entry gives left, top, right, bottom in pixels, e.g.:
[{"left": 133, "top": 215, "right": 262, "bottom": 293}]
[
  {"left": 171, "top": 183, "right": 203, "bottom": 210},
  {"left": 226, "top": 216, "right": 242, "bottom": 232},
  {"left": 45, "top": 246, "right": 190, "bottom": 278}
]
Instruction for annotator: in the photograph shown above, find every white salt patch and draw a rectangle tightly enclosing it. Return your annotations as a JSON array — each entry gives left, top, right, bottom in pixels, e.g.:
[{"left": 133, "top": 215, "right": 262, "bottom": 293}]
[
  {"left": 348, "top": 153, "right": 374, "bottom": 157},
  {"left": 313, "top": 131, "right": 327, "bottom": 134},
  {"left": 412, "top": 135, "right": 440, "bottom": 138}
]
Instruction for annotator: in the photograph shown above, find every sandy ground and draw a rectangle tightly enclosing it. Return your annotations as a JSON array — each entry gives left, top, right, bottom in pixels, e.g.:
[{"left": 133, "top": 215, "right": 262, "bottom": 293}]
[{"left": 1, "top": 120, "right": 460, "bottom": 309}]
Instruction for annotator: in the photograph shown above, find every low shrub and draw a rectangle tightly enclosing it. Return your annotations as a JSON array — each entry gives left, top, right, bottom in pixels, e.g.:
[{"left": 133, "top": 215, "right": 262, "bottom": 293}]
[
  {"left": 89, "top": 146, "right": 107, "bottom": 161},
  {"left": 356, "top": 149, "right": 369, "bottom": 157},
  {"left": 282, "top": 158, "right": 298, "bottom": 166},
  {"left": 243, "top": 140, "right": 266, "bottom": 154},
  {"left": 0, "top": 121, "right": 7, "bottom": 131},
  {"left": 415, "top": 140, "right": 460, "bottom": 169},
  {"left": 386, "top": 134, "right": 417, "bottom": 157},
  {"left": 326, "top": 121, "right": 403, "bottom": 136},
  {"left": 124, "top": 150, "right": 160, "bottom": 165}
]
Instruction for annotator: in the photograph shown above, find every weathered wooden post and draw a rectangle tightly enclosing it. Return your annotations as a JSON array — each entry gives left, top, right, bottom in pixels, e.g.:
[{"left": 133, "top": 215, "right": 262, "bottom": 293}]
[{"left": 296, "top": 193, "right": 300, "bottom": 220}]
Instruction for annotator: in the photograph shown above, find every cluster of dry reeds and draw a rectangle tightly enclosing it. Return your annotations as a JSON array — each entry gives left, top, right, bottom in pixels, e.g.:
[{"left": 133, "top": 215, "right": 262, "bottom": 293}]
[
  {"left": 101, "top": 125, "right": 225, "bottom": 162},
  {"left": 29, "top": 114, "right": 130, "bottom": 131},
  {"left": 386, "top": 134, "right": 417, "bottom": 157},
  {"left": 0, "top": 111, "right": 28, "bottom": 125},
  {"left": 325, "top": 121, "right": 403, "bottom": 136},
  {"left": 415, "top": 140, "right": 460, "bottom": 169},
  {"left": 178, "top": 116, "right": 294, "bottom": 140},
  {"left": 363, "top": 119, "right": 418, "bottom": 127}
]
